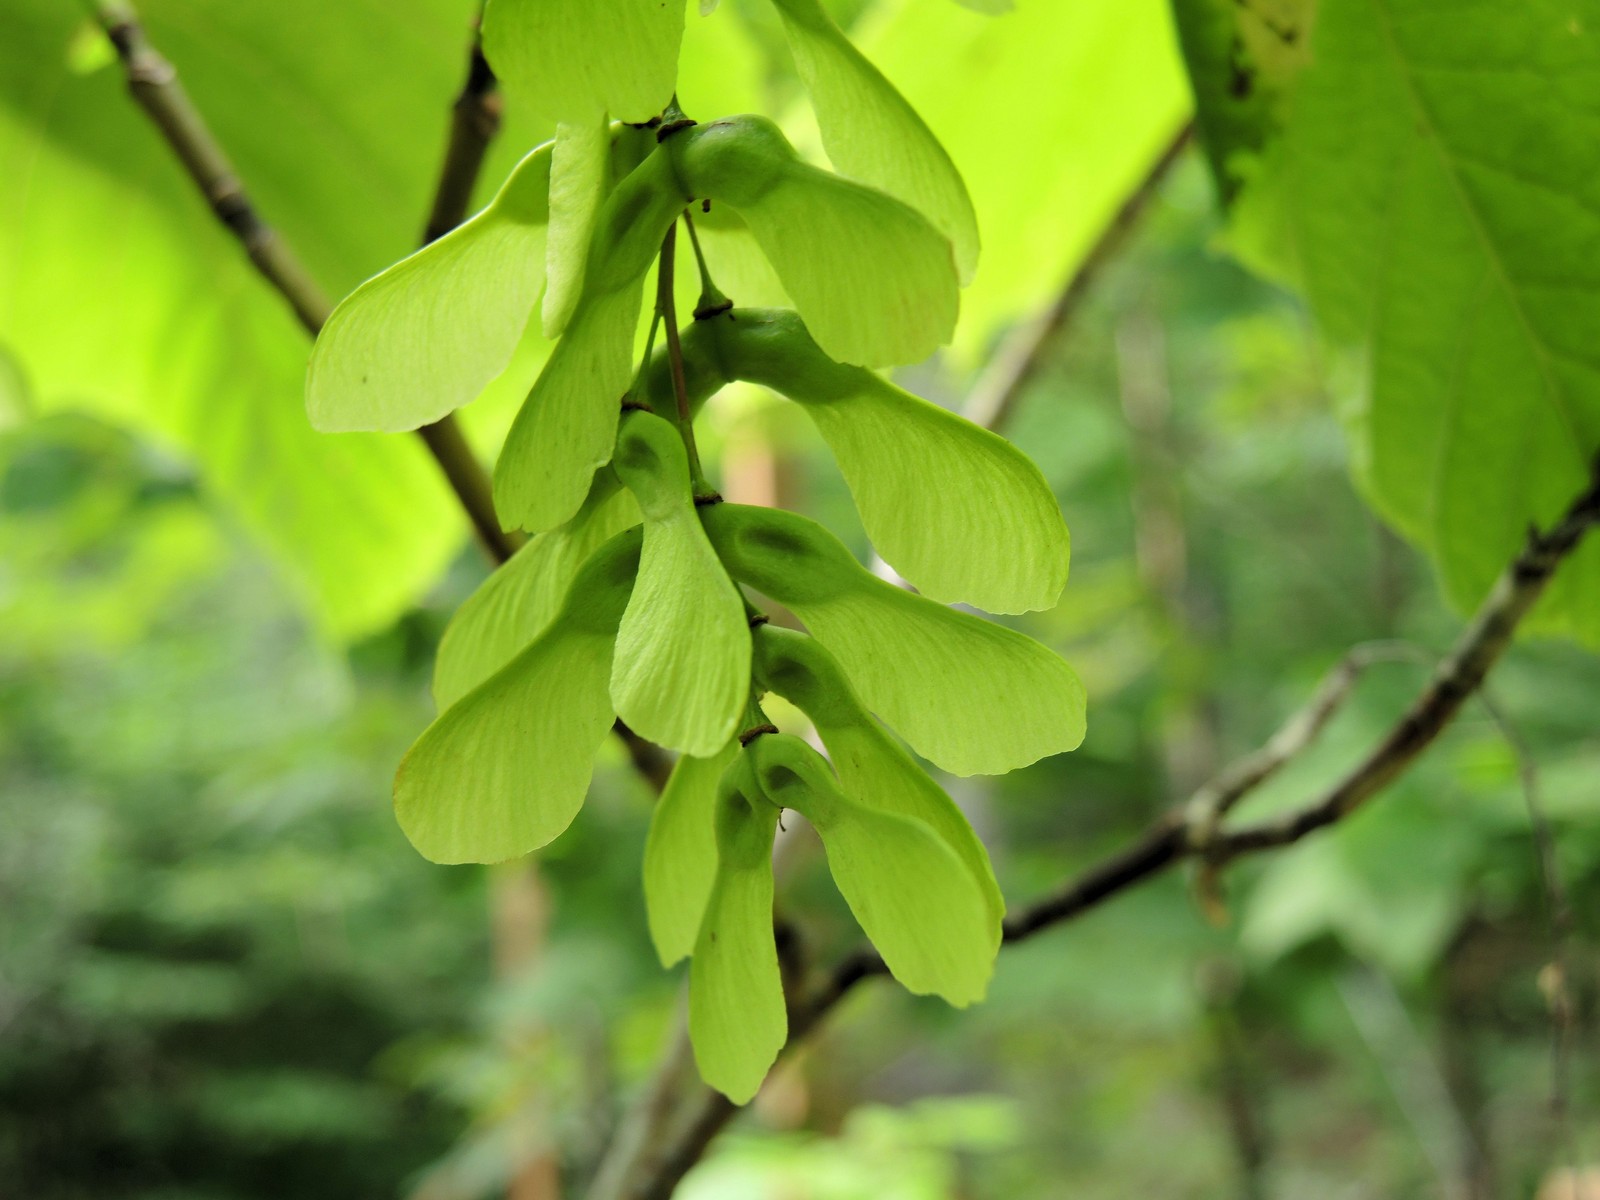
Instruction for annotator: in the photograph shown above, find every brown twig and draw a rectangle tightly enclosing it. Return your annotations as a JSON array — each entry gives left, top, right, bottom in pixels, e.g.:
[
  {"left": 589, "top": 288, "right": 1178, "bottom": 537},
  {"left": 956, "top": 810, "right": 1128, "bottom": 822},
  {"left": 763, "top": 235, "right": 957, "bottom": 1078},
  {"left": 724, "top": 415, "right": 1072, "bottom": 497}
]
[
  {"left": 655, "top": 222, "right": 709, "bottom": 493},
  {"left": 422, "top": 30, "right": 502, "bottom": 247},
  {"left": 594, "top": 463, "right": 1600, "bottom": 1200},
  {"left": 962, "top": 123, "right": 1193, "bottom": 434},
  {"left": 1184, "top": 640, "right": 1427, "bottom": 845},
  {"left": 415, "top": 417, "right": 520, "bottom": 565},
  {"left": 93, "top": 0, "right": 521, "bottom": 565},
  {"left": 94, "top": 1, "right": 676, "bottom": 789},
  {"left": 97, "top": 5, "right": 330, "bottom": 333},
  {"left": 1210, "top": 476, "right": 1600, "bottom": 857}
]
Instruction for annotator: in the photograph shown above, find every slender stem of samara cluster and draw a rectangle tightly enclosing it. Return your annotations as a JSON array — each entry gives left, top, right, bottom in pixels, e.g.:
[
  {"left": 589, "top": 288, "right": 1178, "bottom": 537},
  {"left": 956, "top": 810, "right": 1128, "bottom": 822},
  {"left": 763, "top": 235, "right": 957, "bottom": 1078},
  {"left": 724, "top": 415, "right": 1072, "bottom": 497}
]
[
  {"left": 656, "top": 223, "right": 714, "bottom": 500},
  {"left": 683, "top": 208, "right": 731, "bottom": 319}
]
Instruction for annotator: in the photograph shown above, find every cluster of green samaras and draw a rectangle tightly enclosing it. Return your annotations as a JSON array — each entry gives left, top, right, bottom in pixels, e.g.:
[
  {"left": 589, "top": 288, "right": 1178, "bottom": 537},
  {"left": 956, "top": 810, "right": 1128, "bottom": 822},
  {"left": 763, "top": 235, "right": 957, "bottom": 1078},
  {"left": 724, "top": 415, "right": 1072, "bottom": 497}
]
[{"left": 304, "top": 0, "right": 1085, "bottom": 1101}]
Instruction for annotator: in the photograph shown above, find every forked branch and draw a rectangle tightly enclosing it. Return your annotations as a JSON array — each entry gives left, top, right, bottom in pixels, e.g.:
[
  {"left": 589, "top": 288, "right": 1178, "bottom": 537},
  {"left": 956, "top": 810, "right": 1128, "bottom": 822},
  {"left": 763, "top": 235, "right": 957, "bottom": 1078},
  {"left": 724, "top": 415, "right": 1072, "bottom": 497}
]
[
  {"left": 594, "top": 462, "right": 1600, "bottom": 1200},
  {"left": 92, "top": 1, "right": 674, "bottom": 789}
]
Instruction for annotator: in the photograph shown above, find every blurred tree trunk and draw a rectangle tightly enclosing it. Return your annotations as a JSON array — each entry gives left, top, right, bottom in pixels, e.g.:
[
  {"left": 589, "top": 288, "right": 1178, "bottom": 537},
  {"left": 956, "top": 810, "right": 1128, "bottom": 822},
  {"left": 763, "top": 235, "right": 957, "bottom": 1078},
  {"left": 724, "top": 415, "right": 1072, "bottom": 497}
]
[
  {"left": 494, "top": 863, "right": 562, "bottom": 1200},
  {"left": 1438, "top": 920, "right": 1497, "bottom": 1200},
  {"left": 1117, "top": 315, "right": 1270, "bottom": 1195},
  {"left": 1114, "top": 313, "right": 1221, "bottom": 798}
]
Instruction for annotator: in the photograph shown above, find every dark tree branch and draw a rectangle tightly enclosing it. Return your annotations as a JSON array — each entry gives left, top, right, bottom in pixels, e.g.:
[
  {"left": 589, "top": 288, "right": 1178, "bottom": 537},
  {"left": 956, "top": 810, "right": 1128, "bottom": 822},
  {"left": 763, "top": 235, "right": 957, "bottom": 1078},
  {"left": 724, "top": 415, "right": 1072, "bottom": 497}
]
[
  {"left": 93, "top": 0, "right": 674, "bottom": 791},
  {"left": 422, "top": 30, "right": 502, "bottom": 247},
  {"left": 93, "top": 0, "right": 520, "bottom": 565},
  {"left": 1184, "top": 640, "right": 1427, "bottom": 846},
  {"left": 616, "top": 720, "right": 674, "bottom": 794},
  {"left": 1210, "top": 476, "right": 1600, "bottom": 857},
  {"left": 97, "top": 4, "right": 331, "bottom": 334},
  {"left": 963, "top": 124, "right": 1193, "bottom": 434},
  {"left": 414, "top": 416, "right": 520, "bottom": 566},
  {"left": 595, "top": 462, "right": 1600, "bottom": 1200}
]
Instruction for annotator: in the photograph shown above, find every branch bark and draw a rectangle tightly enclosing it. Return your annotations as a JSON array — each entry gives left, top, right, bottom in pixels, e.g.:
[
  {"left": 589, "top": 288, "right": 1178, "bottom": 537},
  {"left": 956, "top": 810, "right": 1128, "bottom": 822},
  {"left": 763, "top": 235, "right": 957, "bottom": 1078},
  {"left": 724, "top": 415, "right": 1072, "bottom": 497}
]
[
  {"left": 1210, "top": 477, "right": 1600, "bottom": 857},
  {"left": 93, "top": 0, "right": 520, "bottom": 565},
  {"left": 422, "top": 31, "right": 502, "bottom": 247},
  {"left": 94, "top": 2, "right": 675, "bottom": 790},
  {"left": 593, "top": 462, "right": 1600, "bottom": 1200}
]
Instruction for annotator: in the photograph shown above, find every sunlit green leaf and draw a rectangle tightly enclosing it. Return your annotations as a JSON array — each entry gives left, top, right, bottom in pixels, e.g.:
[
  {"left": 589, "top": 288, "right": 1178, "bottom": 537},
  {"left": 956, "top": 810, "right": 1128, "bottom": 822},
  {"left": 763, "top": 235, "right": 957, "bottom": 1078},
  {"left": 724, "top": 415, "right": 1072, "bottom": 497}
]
[
  {"left": 705, "top": 504, "right": 1085, "bottom": 776},
  {"left": 305, "top": 145, "right": 550, "bottom": 434},
  {"left": 752, "top": 625, "right": 1003, "bottom": 940},
  {"left": 433, "top": 471, "right": 640, "bottom": 713},
  {"left": 752, "top": 734, "right": 994, "bottom": 1005},
  {"left": 1230, "top": 0, "right": 1600, "bottom": 645},
  {"left": 482, "top": 0, "right": 688, "bottom": 122},
  {"left": 769, "top": 0, "right": 980, "bottom": 282},
  {"left": 689, "top": 755, "right": 785, "bottom": 1104},
  {"left": 0, "top": 0, "right": 486, "bottom": 638},
  {"left": 643, "top": 740, "right": 739, "bottom": 966},
  {"left": 542, "top": 117, "right": 611, "bottom": 338},
  {"left": 610, "top": 412, "right": 750, "bottom": 756},
  {"left": 670, "top": 117, "right": 958, "bottom": 367},
  {"left": 713, "top": 308, "right": 1069, "bottom": 612},
  {"left": 852, "top": 0, "right": 1190, "bottom": 358},
  {"left": 393, "top": 529, "right": 641, "bottom": 864},
  {"left": 676, "top": 8, "right": 772, "bottom": 133}
]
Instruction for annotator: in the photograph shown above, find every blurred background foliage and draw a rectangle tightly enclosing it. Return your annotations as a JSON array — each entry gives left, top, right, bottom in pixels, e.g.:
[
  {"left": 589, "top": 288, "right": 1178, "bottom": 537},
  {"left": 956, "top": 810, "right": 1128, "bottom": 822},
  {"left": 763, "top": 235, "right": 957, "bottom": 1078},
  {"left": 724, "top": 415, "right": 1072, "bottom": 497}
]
[{"left": 1, "top": 0, "right": 1597, "bottom": 1197}]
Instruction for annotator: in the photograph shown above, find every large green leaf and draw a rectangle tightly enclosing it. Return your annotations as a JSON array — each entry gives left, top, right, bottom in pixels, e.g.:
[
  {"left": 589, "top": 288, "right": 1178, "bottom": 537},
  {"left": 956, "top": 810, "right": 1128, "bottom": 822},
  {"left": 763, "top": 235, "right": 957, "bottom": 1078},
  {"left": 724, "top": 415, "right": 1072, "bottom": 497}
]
[
  {"left": 848, "top": 0, "right": 1191, "bottom": 357},
  {"left": 1167, "top": 0, "right": 1314, "bottom": 204},
  {"left": 393, "top": 528, "right": 641, "bottom": 864},
  {"left": 609, "top": 412, "right": 750, "bottom": 756},
  {"left": 712, "top": 308, "right": 1069, "bottom": 613},
  {"left": 643, "top": 740, "right": 739, "bottom": 966},
  {"left": 670, "top": 117, "right": 959, "bottom": 367},
  {"left": 1229, "top": 0, "right": 1600, "bottom": 645},
  {"left": 482, "top": 0, "right": 688, "bottom": 122},
  {"left": 306, "top": 144, "right": 552, "bottom": 433},
  {"left": 432, "top": 471, "right": 640, "bottom": 712},
  {"left": 688, "top": 754, "right": 785, "bottom": 1104},
  {"left": 752, "top": 734, "right": 995, "bottom": 1006},
  {"left": 752, "top": 625, "right": 1003, "bottom": 940},
  {"left": 704, "top": 504, "right": 1086, "bottom": 775},
  {"left": 768, "top": 0, "right": 980, "bottom": 282},
  {"left": 0, "top": 0, "right": 500, "bottom": 637}
]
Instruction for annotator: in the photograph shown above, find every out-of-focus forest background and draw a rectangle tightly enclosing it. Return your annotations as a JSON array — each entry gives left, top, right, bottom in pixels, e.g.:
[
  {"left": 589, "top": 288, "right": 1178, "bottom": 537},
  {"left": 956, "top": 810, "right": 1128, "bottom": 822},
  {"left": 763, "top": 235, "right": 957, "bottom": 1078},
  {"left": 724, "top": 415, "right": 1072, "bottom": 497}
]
[{"left": 2, "top": 0, "right": 1597, "bottom": 1197}]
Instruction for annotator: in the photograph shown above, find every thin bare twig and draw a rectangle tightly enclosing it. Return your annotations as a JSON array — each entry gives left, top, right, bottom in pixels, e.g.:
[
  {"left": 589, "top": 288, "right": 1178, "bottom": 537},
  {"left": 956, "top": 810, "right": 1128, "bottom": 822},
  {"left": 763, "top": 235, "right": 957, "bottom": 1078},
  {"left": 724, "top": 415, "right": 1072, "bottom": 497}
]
[
  {"left": 93, "top": 0, "right": 520, "bottom": 564},
  {"left": 1185, "top": 640, "right": 1427, "bottom": 845},
  {"left": 1212, "top": 477, "right": 1600, "bottom": 857},
  {"left": 94, "top": 2, "right": 675, "bottom": 788},
  {"left": 597, "top": 464, "right": 1600, "bottom": 1200},
  {"left": 422, "top": 29, "right": 502, "bottom": 247}
]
